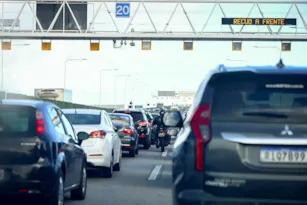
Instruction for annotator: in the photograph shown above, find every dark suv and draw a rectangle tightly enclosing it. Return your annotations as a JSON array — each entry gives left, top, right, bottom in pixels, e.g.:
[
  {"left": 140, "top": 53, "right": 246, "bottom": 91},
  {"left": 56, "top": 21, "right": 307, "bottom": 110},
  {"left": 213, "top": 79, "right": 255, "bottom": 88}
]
[
  {"left": 0, "top": 100, "right": 89, "bottom": 204},
  {"left": 113, "top": 109, "right": 151, "bottom": 149},
  {"left": 164, "top": 65, "right": 307, "bottom": 205}
]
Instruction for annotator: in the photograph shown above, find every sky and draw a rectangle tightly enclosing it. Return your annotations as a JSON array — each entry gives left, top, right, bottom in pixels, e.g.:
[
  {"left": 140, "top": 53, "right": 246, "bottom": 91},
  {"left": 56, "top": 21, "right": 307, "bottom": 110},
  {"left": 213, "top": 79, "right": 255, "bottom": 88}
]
[{"left": 1, "top": 1, "right": 307, "bottom": 106}]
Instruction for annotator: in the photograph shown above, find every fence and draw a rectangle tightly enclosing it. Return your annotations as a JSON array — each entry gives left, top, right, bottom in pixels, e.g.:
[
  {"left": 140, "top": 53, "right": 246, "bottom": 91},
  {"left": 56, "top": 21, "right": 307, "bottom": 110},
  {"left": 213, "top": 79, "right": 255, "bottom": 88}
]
[{"left": 0, "top": 91, "right": 113, "bottom": 112}]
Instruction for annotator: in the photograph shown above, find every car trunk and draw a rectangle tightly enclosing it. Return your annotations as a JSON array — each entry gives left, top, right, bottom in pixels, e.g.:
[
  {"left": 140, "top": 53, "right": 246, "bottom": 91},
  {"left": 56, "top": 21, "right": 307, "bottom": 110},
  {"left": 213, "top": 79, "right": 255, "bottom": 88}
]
[
  {"left": 0, "top": 105, "right": 40, "bottom": 165},
  {"left": 203, "top": 72, "right": 307, "bottom": 199},
  {"left": 72, "top": 124, "right": 102, "bottom": 147}
]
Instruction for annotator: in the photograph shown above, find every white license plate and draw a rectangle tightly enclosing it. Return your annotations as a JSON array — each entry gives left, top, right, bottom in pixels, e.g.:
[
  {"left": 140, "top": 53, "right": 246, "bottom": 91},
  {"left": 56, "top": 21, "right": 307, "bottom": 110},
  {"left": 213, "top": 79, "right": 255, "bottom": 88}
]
[
  {"left": 158, "top": 133, "right": 165, "bottom": 137},
  {"left": 260, "top": 147, "right": 307, "bottom": 163},
  {"left": 0, "top": 169, "right": 4, "bottom": 180}
]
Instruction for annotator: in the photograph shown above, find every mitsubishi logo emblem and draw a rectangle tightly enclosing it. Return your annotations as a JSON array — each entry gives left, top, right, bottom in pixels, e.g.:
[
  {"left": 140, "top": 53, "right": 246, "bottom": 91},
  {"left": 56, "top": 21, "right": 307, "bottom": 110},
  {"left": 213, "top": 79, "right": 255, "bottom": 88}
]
[{"left": 281, "top": 124, "right": 293, "bottom": 136}]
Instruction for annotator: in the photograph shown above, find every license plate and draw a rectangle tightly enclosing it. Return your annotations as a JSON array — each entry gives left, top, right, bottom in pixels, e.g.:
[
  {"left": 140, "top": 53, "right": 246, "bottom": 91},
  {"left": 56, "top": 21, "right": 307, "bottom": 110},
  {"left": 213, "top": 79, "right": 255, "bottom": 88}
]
[
  {"left": 260, "top": 147, "right": 307, "bottom": 163},
  {"left": 158, "top": 133, "right": 165, "bottom": 137},
  {"left": 0, "top": 169, "right": 4, "bottom": 180}
]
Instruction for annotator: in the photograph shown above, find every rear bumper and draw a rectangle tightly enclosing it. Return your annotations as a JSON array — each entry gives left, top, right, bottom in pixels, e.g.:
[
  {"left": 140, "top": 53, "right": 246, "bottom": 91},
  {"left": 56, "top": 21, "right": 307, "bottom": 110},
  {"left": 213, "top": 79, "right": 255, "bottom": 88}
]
[
  {"left": 176, "top": 189, "right": 307, "bottom": 205},
  {"left": 0, "top": 165, "right": 57, "bottom": 197}
]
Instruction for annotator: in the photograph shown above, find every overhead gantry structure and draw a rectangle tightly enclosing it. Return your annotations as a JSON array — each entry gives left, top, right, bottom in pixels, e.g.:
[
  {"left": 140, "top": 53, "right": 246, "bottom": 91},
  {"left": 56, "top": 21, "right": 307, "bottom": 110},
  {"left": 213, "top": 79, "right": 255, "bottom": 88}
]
[{"left": 0, "top": 0, "right": 307, "bottom": 41}]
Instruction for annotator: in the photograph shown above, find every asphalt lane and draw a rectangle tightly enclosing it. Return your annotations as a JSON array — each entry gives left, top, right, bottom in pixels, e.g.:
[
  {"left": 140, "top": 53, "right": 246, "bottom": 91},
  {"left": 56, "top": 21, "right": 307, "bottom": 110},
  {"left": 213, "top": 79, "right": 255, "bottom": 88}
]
[{"left": 65, "top": 144, "right": 173, "bottom": 205}]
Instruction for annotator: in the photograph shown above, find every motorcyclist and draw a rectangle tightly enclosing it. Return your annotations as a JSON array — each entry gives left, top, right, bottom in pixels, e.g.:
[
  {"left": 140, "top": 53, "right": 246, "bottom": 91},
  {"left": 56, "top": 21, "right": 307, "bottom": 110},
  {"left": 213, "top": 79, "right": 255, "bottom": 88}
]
[{"left": 152, "top": 110, "right": 165, "bottom": 145}]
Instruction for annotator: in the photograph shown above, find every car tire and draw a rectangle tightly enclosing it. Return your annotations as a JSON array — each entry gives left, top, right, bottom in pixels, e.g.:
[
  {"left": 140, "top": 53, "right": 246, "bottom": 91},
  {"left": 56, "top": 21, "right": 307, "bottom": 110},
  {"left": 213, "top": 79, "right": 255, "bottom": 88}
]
[
  {"left": 46, "top": 169, "right": 64, "bottom": 205},
  {"left": 70, "top": 164, "right": 87, "bottom": 200},
  {"left": 113, "top": 150, "right": 121, "bottom": 171},
  {"left": 129, "top": 149, "right": 135, "bottom": 157},
  {"left": 143, "top": 135, "right": 151, "bottom": 149},
  {"left": 103, "top": 154, "right": 113, "bottom": 178}
]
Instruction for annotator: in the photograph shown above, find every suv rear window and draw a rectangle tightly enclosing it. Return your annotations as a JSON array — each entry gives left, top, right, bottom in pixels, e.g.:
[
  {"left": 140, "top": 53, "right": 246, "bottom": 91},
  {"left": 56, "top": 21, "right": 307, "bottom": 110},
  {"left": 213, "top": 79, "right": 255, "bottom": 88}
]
[
  {"left": 109, "top": 114, "right": 130, "bottom": 126},
  {"left": 114, "top": 111, "right": 145, "bottom": 123},
  {"left": 210, "top": 73, "right": 307, "bottom": 123},
  {"left": 0, "top": 105, "right": 36, "bottom": 136},
  {"left": 65, "top": 114, "right": 101, "bottom": 125}
]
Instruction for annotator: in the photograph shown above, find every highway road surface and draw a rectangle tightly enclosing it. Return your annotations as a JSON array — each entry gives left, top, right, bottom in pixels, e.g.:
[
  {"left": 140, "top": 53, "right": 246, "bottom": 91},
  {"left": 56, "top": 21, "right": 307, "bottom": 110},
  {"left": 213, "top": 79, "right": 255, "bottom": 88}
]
[{"left": 7, "top": 145, "right": 173, "bottom": 205}]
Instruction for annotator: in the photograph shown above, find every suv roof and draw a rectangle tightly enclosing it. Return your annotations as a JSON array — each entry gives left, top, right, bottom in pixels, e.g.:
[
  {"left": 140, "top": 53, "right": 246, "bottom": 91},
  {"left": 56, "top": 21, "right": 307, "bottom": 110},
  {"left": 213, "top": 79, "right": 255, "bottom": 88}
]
[
  {"left": 114, "top": 109, "right": 145, "bottom": 113},
  {"left": 1, "top": 99, "right": 57, "bottom": 109},
  {"left": 213, "top": 65, "right": 307, "bottom": 75}
]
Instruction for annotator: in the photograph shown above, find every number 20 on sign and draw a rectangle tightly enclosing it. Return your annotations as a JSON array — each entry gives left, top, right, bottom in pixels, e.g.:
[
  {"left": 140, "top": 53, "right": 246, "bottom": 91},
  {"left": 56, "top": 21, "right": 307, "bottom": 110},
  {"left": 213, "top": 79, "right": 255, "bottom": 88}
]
[{"left": 116, "top": 3, "right": 130, "bottom": 18}]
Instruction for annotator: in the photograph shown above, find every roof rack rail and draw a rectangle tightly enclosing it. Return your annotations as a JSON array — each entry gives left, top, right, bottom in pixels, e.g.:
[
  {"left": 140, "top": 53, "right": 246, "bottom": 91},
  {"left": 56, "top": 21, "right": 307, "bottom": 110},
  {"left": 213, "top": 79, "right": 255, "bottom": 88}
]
[{"left": 218, "top": 64, "right": 227, "bottom": 72}]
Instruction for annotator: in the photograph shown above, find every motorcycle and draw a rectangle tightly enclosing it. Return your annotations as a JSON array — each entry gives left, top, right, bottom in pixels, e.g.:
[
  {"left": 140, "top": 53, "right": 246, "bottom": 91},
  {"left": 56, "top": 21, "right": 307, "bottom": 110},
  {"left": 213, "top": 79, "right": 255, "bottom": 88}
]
[{"left": 157, "top": 128, "right": 167, "bottom": 152}]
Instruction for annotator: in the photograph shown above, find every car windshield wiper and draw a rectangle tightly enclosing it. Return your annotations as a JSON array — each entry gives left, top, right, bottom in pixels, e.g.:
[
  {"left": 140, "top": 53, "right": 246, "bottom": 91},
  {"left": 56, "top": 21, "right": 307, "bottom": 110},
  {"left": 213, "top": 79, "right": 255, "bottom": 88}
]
[{"left": 242, "top": 112, "right": 288, "bottom": 119}]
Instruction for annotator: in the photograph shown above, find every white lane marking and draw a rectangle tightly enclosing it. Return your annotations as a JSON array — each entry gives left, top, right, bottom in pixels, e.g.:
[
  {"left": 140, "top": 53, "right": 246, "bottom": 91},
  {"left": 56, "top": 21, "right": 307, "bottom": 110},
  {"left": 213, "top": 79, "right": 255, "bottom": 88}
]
[
  {"left": 148, "top": 165, "right": 162, "bottom": 180},
  {"left": 162, "top": 151, "right": 168, "bottom": 157}
]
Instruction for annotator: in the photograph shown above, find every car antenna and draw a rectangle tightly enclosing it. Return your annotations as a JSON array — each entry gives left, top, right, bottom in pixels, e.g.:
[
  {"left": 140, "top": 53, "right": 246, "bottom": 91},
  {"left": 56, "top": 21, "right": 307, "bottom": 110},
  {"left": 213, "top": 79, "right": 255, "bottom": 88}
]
[{"left": 276, "top": 58, "right": 285, "bottom": 69}]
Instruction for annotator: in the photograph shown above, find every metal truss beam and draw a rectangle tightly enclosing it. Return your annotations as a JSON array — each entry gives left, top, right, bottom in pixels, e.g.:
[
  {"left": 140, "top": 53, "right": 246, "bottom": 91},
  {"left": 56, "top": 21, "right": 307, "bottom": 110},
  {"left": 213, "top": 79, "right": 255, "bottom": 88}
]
[
  {"left": 1, "top": 0, "right": 307, "bottom": 41},
  {"left": 1, "top": 32, "right": 307, "bottom": 41}
]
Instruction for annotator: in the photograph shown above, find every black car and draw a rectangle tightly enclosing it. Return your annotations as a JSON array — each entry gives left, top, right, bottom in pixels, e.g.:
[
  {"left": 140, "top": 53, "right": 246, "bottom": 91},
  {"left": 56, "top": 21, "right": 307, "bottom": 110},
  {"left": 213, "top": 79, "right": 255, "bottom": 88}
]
[
  {"left": 113, "top": 109, "right": 151, "bottom": 149},
  {"left": 0, "top": 99, "right": 89, "bottom": 205},
  {"left": 109, "top": 113, "right": 139, "bottom": 157},
  {"left": 163, "top": 65, "right": 307, "bottom": 205},
  {"left": 145, "top": 111, "right": 155, "bottom": 144}
]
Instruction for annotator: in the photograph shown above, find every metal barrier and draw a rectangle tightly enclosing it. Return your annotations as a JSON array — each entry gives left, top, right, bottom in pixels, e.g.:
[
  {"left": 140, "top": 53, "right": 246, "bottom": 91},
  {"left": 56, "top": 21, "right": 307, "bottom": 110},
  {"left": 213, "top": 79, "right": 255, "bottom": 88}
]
[{"left": 0, "top": 91, "right": 113, "bottom": 112}]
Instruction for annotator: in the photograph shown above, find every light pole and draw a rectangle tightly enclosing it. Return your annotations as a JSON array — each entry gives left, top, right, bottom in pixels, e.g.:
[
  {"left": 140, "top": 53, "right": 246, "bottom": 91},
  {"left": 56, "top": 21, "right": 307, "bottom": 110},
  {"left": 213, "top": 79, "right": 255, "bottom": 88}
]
[
  {"left": 226, "top": 59, "right": 248, "bottom": 64},
  {"left": 124, "top": 78, "right": 140, "bottom": 108},
  {"left": 114, "top": 74, "right": 129, "bottom": 108},
  {"left": 253, "top": 46, "right": 282, "bottom": 60},
  {"left": 99, "top": 69, "right": 118, "bottom": 106},
  {"left": 1, "top": 43, "right": 30, "bottom": 91},
  {"left": 64, "top": 58, "right": 87, "bottom": 90}
]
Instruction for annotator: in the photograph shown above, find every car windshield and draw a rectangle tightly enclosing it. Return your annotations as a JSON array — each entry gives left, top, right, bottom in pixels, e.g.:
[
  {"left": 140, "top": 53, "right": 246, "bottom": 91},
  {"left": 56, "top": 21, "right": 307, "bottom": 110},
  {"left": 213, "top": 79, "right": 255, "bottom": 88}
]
[
  {"left": 211, "top": 73, "right": 307, "bottom": 123},
  {"left": 0, "top": 105, "right": 36, "bottom": 136},
  {"left": 65, "top": 113, "right": 101, "bottom": 125},
  {"left": 109, "top": 114, "right": 130, "bottom": 126}
]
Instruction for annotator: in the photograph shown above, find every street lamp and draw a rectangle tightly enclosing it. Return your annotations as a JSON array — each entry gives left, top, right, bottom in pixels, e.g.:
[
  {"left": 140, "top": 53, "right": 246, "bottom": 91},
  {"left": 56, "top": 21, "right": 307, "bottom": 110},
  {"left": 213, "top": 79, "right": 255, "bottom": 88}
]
[
  {"left": 226, "top": 59, "right": 248, "bottom": 64},
  {"left": 100, "top": 69, "right": 118, "bottom": 106},
  {"left": 114, "top": 74, "right": 130, "bottom": 108},
  {"left": 1, "top": 43, "right": 30, "bottom": 91},
  {"left": 124, "top": 78, "right": 140, "bottom": 108},
  {"left": 253, "top": 46, "right": 282, "bottom": 59},
  {"left": 64, "top": 58, "right": 87, "bottom": 90}
]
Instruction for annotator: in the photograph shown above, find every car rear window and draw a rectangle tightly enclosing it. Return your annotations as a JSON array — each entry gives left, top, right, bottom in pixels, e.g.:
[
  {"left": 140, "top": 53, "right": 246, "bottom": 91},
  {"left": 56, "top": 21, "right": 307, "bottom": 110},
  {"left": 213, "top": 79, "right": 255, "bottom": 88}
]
[
  {"left": 109, "top": 114, "right": 130, "bottom": 126},
  {"left": 210, "top": 72, "right": 307, "bottom": 123},
  {"left": 146, "top": 113, "right": 153, "bottom": 121},
  {"left": 65, "top": 114, "right": 101, "bottom": 125},
  {"left": 0, "top": 105, "right": 36, "bottom": 136},
  {"left": 114, "top": 111, "right": 145, "bottom": 122}
]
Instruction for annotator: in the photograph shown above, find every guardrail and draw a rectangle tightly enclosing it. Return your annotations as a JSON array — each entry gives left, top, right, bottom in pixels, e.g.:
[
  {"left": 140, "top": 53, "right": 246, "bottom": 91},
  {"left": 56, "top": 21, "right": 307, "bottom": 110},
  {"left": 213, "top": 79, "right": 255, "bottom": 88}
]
[{"left": 0, "top": 91, "right": 114, "bottom": 112}]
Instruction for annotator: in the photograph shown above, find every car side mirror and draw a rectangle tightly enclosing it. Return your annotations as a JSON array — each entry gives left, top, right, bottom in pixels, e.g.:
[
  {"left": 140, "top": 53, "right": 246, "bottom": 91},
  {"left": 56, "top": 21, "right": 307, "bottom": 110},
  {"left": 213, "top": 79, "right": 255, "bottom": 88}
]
[
  {"left": 77, "top": 132, "right": 89, "bottom": 144},
  {"left": 113, "top": 126, "right": 118, "bottom": 132},
  {"left": 162, "top": 111, "right": 183, "bottom": 128}
]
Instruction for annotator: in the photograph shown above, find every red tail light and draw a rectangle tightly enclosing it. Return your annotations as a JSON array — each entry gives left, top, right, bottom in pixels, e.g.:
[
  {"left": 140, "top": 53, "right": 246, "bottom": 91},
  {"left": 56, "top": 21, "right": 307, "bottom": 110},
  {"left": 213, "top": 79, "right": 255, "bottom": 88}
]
[
  {"left": 138, "top": 121, "right": 147, "bottom": 126},
  {"left": 159, "top": 130, "right": 165, "bottom": 133},
  {"left": 89, "top": 130, "right": 106, "bottom": 139},
  {"left": 149, "top": 121, "right": 153, "bottom": 126},
  {"left": 190, "top": 105, "right": 211, "bottom": 171},
  {"left": 36, "top": 111, "right": 45, "bottom": 135},
  {"left": 123, "top": 129, "right": 133, "bottom": 135}
]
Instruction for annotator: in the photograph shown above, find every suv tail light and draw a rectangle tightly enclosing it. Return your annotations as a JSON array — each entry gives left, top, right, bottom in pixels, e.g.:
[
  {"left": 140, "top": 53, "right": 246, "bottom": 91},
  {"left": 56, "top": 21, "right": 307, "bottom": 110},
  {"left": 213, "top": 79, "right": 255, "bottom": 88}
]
[
  {"left": 159, "top": 130, "right": 165, "bottom": 133},
  {"left": 36, "top": 111, "right": 45, "bottom": 135},
  {"left": 138, "top": 121, "right": 147, "bottom": 126},
  {"left": 123, "top": 129, "right": 133, "bottom": 135},
  {"left": 89, "top": 130, "right": 106, "bottom": 139},
  {"left": 190, "top": 104, "right": 211, "bottom": 171}
]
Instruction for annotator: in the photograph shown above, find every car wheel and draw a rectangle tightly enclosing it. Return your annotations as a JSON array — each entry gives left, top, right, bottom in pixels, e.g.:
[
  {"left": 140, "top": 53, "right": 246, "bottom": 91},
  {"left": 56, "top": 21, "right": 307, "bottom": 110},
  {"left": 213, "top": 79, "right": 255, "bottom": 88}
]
[
  {"left": 143, "top": 135, "right": 150, "bottom": 149},
  {"left": 46, "top": 169, "right": 64, "bottom": 205},
  {"left": 113, "top": 150, "right": 121, "bottom": 171},
  {"left": 103, "top": 154, "right": 113, "bottom": 178},
  {"left": 135, "top": 145, "right": 139, "bottom": 155},
  {"left": 70, "top": 164, "right": 87, "bottom": 200},
  {"left": 129, "top": 148, "right": 135, "bottom": 157}
]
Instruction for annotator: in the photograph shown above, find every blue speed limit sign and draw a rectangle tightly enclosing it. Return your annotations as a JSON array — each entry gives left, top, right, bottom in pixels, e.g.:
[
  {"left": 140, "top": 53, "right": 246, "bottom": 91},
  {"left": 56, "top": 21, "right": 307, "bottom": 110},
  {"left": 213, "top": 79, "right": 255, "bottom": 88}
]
[{"left": 116, "top": 3, "right": 130, "bottom": 18}]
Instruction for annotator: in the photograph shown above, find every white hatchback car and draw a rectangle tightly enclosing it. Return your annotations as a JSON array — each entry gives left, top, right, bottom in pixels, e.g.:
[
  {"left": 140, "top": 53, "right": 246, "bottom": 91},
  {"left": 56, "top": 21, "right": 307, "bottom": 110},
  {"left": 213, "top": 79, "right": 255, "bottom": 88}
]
[{"left": 62, "top": 109, "right": 122, "bottom": 178}]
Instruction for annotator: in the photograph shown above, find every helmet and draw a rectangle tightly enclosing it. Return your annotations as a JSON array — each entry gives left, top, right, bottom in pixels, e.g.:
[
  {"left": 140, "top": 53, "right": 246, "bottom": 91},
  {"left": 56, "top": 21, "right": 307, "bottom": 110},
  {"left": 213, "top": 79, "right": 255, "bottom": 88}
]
[{"left": 159, "top": 109, "right": 165, "bottom": 116}]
